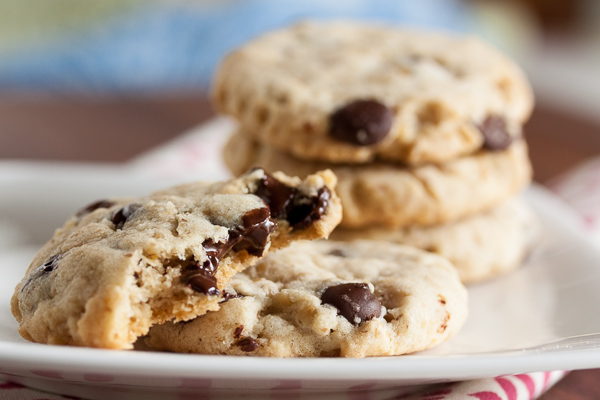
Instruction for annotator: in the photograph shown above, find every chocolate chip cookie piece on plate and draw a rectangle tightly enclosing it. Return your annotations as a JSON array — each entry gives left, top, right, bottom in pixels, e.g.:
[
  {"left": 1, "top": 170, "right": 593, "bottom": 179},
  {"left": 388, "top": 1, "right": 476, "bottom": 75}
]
[
  {"left": 224, "top": 131, "right": 532, "bottom": 229},
  {"left": 332, "top": 197, "right": 539, "bottom": 284},
  {"left": 11, "top": 169, "right": 342, "bottom": 349},
  {"left": 213, "top": 20, "right": 533, "bottom": 165},
  {"left": 145, "top": 240, "right": 468, "bottom": 357}
]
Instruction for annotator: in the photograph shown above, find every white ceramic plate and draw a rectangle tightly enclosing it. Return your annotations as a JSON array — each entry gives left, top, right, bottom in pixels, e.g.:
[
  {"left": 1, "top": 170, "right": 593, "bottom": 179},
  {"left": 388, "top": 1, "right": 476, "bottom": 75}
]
[{"left": 2, "top": 161, "right": 600, "bottom": 400}]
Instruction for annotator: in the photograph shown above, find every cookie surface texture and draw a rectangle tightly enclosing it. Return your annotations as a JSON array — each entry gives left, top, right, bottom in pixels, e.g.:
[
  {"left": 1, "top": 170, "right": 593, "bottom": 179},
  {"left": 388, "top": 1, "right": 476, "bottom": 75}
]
[
  {"left": 332, "top": 197, "right": 539, "bottom": 284},
  {"left": 11, "top": 169, "right": 342, "bottom": 349},
  {"left": 145, "top": 240, "right": 468, "bottom": 357},
  {"left": 213, "top": 20, "right": 533, "bottom": 164},
  {"left": 224, "top": 132, "right": 532, "bottom": 228}
]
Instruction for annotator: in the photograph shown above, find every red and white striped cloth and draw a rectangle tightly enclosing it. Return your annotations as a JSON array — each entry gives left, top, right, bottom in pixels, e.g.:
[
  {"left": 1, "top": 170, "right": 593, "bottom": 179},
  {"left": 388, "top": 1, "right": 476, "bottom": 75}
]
[{"left": 0, "top": 370, "right": 570, "bottom": 400}]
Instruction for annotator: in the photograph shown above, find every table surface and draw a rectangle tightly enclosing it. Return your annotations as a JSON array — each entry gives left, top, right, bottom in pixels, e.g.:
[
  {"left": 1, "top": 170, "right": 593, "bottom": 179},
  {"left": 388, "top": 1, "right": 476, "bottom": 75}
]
[{"left": 1, "top": 94, "right": 600, "bottom": 399}]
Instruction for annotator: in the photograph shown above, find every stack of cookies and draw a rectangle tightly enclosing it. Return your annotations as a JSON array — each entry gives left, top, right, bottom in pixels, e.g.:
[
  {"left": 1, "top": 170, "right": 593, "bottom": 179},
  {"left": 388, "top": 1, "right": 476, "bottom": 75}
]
[{"left": 218, "top": 21, "right": 538, "bottom": 284}]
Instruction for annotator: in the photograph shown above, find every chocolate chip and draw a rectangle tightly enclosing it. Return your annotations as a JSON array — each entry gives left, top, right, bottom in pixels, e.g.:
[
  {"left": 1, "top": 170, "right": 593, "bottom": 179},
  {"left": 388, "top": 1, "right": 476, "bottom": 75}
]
[
  {"left": 254, "top": 172, "right": 331, "bottom": 230},
  {"left": 76, "top": 200, "right": 115, "bottom": 217},
  {"left": 234, "top": 325, "right": 244, "bottom": 338},
  {"left": 201, "top": 239, "right": 228, "bottom": 274},
  {"left": 287, "top": 187, "right": 331, "bottom": 230},
  {"left": 187, "top": 207, "right": 274, "bottom": 291},
  {"left": 255, "top": 172, "right": 297, "bottom": 218},
  {"left": 236, "top": 337, "right": 259, "bottom": 352},
  {"left": 329, "top": 99, "right": 393, "bottom": 146},
  {"left": 21, "top": 255, "right": 60, "bottom": 292},
  {"left": 202, "top": 206, "right": 275, "bottom": 273},
  {"left": 183, "top": 206, "right": 275, "bottom": 295},
  {"left": 41, "top": 255, "right": 60, "bottom": 273},
  {"left": 242, "top": 206, "right": 271, "bottom": 227},
  {"left": 321, "top": 283, "right": 382, "bottom": 325},
  {"left": 181, "top": 261, "right": 220, "bottom": 296},
  {"left": 232, "top": 207, "right": 276, "bottom": 256},
  {"left": 220, "top": 291, "right": 242, "bottom": 303},
  {"left": 479, "top": 116, "right": 512, "bottom": 150},
  {"left": 110, "top": 203, "right": 142, "bottom": 230},
  {"left": 186, "top": 272, "right": 219, "bottom": 296}
]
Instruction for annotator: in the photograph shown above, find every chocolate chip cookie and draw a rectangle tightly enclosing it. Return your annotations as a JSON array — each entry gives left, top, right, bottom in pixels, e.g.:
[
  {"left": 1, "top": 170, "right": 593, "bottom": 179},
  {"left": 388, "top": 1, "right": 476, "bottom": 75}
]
[
  {"left": 332, "top": 197, "right": 539, "bottom": 284},
  {"left": 11, "top": 169, "right": 342, "bottom": 349},
  {"left": 145, "top": 240, "right": 468, "bottom": 357},
  {"left": 224, "top": 131, "right": 532, "bottom": 228},
  {"left": 213, "top": 20, "right": 533, "bottom": 165}
]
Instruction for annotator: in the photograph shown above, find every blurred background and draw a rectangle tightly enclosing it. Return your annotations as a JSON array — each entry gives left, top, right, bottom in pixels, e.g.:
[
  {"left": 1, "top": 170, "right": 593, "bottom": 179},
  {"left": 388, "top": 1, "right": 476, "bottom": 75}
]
[{"left": 0, "top": 0, "right": 599, "bottom": 182}]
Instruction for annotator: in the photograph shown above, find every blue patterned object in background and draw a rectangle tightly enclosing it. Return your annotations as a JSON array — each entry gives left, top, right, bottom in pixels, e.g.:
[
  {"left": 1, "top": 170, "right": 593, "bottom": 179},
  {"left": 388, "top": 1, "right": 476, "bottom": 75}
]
[{"left": 0, "top": 0, "right": 469, "bottom": 94}]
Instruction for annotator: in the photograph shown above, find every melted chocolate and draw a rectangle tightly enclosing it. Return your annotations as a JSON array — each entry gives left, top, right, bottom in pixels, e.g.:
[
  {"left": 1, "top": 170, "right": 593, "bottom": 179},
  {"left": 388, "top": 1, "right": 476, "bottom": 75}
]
[
  {"left": 479, "top": 116, "right": 512, "bottom": 150},
  {"left": 181, "top": 261, "right": 220, "bottom": 296},
  {"left": 321, "top": 283, "right": 382, "bottom": 325},
  {"left": 76, "top": 200, "right": 115, "bottom": 217},
  {"left": 186, "top": 272, "right": 219, "bottom": 296},
  {"left": 183, "top": 207, "right": 275, "bottom": 295},
  {"left": 231, "top": 207, "right": 276, "bottom": 256},
  {"left": 111, "top": 203, "right": 142, "bottom": 230},
  {"left": 255, "top": 173, "right": 297, "bottom": 218},
  {"left": 220, "top": 291, "right": 243, "bottom": 303},
  {"left": 287, "top": 187, "right": 331, "bottom": 230},
  {"left": 329, "top": 99, "right": 393, "bottom": 146},
  {"left": 201, "top": 239, "right": 230, "bottom": 274},
  {"left": 255, "top": 172, "right": 331, "bottom": 229},
  {"left": 203, "top": 207, "right": 275, "bottom": 272}
]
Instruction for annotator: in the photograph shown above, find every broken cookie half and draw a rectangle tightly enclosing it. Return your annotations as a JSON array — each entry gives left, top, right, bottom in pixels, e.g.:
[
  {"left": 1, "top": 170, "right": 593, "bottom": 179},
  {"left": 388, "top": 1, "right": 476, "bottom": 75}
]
[{"left": 11, "top": 168, "right": 342, "bottom": 349}]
